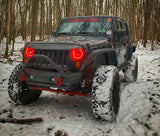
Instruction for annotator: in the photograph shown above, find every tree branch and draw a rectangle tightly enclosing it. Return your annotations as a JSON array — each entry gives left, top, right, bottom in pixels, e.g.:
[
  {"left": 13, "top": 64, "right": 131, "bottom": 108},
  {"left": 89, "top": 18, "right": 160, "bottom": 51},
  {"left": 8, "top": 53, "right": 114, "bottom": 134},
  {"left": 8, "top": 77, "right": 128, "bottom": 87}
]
[{"left": 0, "top": 117, "right": 43, "bottom": 124}]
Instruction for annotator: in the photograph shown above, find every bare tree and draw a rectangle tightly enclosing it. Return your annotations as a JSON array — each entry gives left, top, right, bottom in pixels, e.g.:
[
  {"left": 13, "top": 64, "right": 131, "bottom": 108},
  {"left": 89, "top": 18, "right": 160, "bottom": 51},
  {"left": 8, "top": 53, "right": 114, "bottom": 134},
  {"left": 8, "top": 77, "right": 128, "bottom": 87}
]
[
  {"left": 132, "top": 0, "right": 137, "bottom": 44},
  {"left": 54, "top": 0, "right": 61, "bottom": 30},
  {"left": 10, "top": 0, "right": 15, "bottom": 55},
  {"left": 143, "top": 0, "right": 152, "bottom": 47},
  {"left": 4, "top": 0, "right": 11, "bottom": 58},
  {"left": 66, "top": 0, "right": 71, "bottom": 17},
  {"left": 0, "top": 0, "right": 5, "bottom": 43},
  {"left": 99, "top": 0, "right": 104, "bottom": 15},
  {"left": 31, "top": 0, "right": 39, "bottom": 41},
  {"left": 40, "top": 0, "right": 45, "bottom": 39}
]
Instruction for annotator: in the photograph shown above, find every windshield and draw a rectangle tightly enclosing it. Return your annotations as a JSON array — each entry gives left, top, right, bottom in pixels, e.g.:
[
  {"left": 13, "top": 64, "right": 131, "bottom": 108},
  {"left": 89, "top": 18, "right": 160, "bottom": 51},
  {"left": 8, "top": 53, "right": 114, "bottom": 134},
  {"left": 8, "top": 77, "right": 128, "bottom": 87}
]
[{"left": 56, "top": 17, "right": 112, "bottom": 35}]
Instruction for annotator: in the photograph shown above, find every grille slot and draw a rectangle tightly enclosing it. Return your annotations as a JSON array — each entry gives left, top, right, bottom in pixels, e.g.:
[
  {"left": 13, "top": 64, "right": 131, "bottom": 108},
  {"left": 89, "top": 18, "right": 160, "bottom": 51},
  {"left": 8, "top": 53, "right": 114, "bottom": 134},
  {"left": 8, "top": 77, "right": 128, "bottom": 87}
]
[{"left": 35, "top": 50, "right": 68, "bottom": 67}]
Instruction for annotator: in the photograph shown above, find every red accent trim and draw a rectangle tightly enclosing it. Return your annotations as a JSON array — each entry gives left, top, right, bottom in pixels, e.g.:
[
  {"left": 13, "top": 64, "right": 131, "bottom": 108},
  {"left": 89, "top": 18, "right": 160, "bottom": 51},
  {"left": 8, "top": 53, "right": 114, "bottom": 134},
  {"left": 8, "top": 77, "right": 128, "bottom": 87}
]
[
  {"left": 20, "top": 73, "right": 25, "bottom": 81},
  {"left": 67, "top": 18, "right": 99, "bottom": 23},
  {"left": 56, "top": 77, "right": 62, "bottom": 86},
  {"left": 32, "top": 87, "right": 87, "bottom": 96}
]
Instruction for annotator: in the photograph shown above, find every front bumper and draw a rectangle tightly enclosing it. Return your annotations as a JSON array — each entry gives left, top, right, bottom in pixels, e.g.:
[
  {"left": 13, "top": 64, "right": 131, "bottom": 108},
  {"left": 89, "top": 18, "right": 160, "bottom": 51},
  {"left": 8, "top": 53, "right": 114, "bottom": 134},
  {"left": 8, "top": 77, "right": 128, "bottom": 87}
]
[
  {"left": 24, "top": 68, "right": 81, "bottom": 90},
  {"left": 21, "top": 55, "right": 82, "bottom": 90}
]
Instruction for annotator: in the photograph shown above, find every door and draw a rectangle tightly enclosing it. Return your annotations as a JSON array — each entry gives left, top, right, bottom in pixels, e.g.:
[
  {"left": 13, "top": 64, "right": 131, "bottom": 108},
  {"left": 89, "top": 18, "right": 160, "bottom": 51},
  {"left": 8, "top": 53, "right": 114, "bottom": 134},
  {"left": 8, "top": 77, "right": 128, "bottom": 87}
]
[{"left": 113, "top": 19, "right": 127, "bottom": 66}]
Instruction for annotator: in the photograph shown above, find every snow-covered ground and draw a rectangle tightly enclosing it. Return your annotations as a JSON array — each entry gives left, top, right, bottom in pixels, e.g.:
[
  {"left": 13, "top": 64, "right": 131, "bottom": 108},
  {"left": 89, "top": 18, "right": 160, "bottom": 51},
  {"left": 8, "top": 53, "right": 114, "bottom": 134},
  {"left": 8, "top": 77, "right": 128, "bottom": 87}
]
[{"left": 0, "top": 39, "right": 160, "bottom": 136}]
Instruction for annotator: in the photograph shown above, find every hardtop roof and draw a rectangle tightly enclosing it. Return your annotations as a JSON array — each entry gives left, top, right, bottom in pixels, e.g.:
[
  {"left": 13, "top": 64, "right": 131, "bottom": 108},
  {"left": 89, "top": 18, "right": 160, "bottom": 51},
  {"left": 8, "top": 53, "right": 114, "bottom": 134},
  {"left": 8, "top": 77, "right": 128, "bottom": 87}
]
[{"left": 62, "top": 15, "right": 125, "bottom": 21}]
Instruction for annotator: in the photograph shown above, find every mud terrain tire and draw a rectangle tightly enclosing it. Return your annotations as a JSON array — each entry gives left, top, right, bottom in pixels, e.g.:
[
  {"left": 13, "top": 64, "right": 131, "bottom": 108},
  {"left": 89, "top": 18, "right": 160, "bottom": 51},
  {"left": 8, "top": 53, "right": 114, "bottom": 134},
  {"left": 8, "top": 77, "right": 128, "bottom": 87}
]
[
  {"left": 8, "top": 64, "right": 42, "bottom": 105},
  {"left": 92, "top": 66, "right": 120, "bottom": 121},
  {"left": 124, "top": 55, "right": 138, "bottom": 82}
]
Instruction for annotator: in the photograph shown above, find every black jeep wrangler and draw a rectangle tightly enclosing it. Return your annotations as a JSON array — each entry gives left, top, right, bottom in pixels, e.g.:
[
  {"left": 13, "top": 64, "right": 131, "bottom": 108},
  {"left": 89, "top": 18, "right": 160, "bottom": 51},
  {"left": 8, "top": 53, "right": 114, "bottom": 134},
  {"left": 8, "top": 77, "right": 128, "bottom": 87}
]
[{"left": 8, "top": 16, "right": 138, "bottom": 121}]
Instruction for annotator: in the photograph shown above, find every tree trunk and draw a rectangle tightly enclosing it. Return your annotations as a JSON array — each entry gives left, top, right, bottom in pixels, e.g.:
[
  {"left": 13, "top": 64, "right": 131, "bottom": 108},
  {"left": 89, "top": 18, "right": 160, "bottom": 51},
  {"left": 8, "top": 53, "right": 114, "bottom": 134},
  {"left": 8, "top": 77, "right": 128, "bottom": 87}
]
[
  {"left": 49, "top": 0, "right": 52, "bottom": 35},
  {"left": 76, "top": 0, "right": 79, "bottom": 16},
  {"left": 0, "top": 2, "right": 4, "bottom": 42},
  {"left": 104, "top": 0, "right": 108, "bottom": 15},
  {"left": 24, "top": 0, "right": 30, "bottom": 46},
  {"left": 115, "top": 0, "right": 118, "bottom": 16},
  {"left": 0, "top": 117, "right": 43, "bottom": 123},
  {"left": 40, "top": 0, "right": 44, "bottom": 39},
  {"left": 143, "top": 0, "right": 152, "bottom": 48},
  {"left": 4, "top": 0, "right": 11, "bottom": 58},
  {"left": 66, "top": 0, "right": 71, "bottom": 17},
  {"left": 132, "top": 0, "right": 137, "bottom": 44},
  {"left": 54, "top": 0, "right": 61, "bottom": 30},
  {"left": 62, "top": 0, "right": 65, "bottom": 17},
  {"left": 79, "top": 0, "right": 83, "bottom": 16},
  {"left": 151, "top": 0, "right": 156, "bottom": 51},
  {"left": 85, "top": 0, "right": 92, "bottom": 16},
  {"left": 31, "top": 0, "right": 39, "bottom": 41},
  {"left": 46, "top": 0, "right": 49, "bottom": 36},
  {"left": 92, "top": 0, "right": 96, "bottom": 15},
  {"left": 99, "top": 0, "right": 104, "bottom": 15},
  {"left": 10, "top": 0, "right": 15, "bottom": 55}
]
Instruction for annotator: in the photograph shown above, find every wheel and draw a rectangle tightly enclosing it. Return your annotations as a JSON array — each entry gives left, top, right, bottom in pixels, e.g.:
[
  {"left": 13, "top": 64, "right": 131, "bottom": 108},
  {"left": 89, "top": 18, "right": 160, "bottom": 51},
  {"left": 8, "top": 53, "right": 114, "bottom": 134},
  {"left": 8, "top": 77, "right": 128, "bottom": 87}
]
[
  {"left": 8, "top": 64, "right": 42, "bottom": 105},
  {"left": 91, "top": 66, "right": 120, "bottom": 121},
  {"left": 124, "top": 55, "right": 138, "bottom": 82}
]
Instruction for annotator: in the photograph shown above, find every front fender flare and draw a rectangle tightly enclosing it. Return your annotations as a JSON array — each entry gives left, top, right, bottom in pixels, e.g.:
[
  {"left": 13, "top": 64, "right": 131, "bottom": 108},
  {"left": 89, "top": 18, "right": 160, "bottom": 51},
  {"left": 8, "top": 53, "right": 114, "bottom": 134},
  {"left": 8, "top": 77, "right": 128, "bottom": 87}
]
[{"left": 80, "top": 48, "right": 118, "bottom": 71}]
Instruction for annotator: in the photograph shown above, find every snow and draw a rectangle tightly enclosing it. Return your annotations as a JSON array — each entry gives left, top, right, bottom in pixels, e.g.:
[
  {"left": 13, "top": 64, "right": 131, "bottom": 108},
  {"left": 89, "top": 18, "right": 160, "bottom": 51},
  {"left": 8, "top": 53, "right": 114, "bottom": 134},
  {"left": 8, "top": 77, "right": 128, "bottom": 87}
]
[{"left": 0, "top": 39, "right": 160, "bottom": 136}]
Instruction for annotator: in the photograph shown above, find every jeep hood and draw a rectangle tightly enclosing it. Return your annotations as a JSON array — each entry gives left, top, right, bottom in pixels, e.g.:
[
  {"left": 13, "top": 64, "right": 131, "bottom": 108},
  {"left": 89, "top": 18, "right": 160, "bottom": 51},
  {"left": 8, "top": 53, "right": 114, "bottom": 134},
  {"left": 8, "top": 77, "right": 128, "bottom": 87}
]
[{"left": 27, "top": 36, "right": 109, "bottom": 50}]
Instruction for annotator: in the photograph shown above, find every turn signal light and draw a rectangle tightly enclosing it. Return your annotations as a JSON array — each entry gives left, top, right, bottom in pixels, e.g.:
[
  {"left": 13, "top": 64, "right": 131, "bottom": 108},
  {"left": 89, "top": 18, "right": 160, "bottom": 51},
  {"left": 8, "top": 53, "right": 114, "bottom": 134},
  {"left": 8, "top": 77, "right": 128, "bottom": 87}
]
[
  {"left": 24, "top": 47, "right": 35, "bottom": 58},
  {"left": 70, "top": 48, "right": 85, "bottom": 61}
]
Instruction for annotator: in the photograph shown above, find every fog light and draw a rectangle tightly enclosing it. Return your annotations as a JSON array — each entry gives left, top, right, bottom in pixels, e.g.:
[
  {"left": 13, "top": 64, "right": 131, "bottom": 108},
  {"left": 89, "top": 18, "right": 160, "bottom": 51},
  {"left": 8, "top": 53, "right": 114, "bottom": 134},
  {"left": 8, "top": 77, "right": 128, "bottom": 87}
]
[
  {"left": 30, "top": 75, "right": 34, "bottom": 79},
  {"left": 51, "top": 77, "right": 55, "bottom": 82}
]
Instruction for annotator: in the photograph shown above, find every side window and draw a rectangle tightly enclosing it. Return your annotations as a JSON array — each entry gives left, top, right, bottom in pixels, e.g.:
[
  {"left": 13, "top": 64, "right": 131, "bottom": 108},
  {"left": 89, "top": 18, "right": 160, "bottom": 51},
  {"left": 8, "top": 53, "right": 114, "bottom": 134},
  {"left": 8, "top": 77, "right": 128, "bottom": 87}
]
[
  {"left": 114, "top": 20, "right": 119, "bottom": 31},
  {"left": 121, "top": 21, "right": 126, "bottom": 31},
  {"left": 128, "top": 23, "right": 132, "bottom": 40},
  {"left": 125, "top": 23, "right": 129, "bottom": 37},
  {"left": 114, "top": 19, "right": 122, "bottom": 31},
  {"left": 117, "top": 20, "right": 122, "bottom": 30}
]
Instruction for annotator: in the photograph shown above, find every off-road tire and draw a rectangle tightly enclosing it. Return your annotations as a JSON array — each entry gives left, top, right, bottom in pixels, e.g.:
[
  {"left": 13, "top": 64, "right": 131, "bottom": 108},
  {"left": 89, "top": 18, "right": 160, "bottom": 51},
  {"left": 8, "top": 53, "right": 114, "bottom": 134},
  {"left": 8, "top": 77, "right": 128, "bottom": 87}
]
[
  {"left": 92, "top": 66, "right": 120, "bottom": 121},
  {"left": 124, "top": 55, "right": 138, "bottom": 82},
  {"left": 8, "top": 64, "right": 42, "bottom": 105}
]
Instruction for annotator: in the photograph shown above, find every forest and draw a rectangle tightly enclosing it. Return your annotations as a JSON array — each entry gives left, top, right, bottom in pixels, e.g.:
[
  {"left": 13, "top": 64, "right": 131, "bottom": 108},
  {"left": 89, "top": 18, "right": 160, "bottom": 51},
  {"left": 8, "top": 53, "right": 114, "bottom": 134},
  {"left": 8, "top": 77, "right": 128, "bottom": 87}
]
[{"left": 0, "top": 0, "right": 160, "bottom": 58}]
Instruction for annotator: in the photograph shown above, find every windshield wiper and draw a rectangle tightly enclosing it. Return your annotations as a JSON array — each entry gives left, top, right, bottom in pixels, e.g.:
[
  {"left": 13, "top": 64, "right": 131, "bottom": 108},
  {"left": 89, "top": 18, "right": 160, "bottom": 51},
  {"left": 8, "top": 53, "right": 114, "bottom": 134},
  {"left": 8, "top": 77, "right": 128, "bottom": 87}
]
[
  {"left": 57, "top": 32, "right": 73, "bottom": 35},
  {"left": 57, "top": 32, "right": 100, "bottom": 36},
  {"left": 76, "top": 32, "right": 99, "bottom": 36},
  {"left": 77, "top": 32, "right": 92, "bottom": 34}
]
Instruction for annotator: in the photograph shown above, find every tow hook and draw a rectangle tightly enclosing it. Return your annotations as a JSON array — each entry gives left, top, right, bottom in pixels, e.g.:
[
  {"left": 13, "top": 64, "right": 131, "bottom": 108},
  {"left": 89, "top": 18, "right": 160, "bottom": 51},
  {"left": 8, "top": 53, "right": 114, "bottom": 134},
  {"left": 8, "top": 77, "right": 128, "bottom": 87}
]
[
  {"left": 20, "top": 73, "right": 25, "bottom": 81},
  {"left": 56, "top": 77, "right": 62, "bottom": 86}
]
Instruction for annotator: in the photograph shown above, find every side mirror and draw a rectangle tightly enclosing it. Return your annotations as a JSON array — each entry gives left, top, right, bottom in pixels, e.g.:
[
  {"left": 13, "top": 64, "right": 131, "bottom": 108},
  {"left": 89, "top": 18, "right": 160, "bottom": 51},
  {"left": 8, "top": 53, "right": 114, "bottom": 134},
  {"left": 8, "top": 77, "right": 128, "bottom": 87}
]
[{"left": 52, "top": 31, "right": 56, "bottom": 37}]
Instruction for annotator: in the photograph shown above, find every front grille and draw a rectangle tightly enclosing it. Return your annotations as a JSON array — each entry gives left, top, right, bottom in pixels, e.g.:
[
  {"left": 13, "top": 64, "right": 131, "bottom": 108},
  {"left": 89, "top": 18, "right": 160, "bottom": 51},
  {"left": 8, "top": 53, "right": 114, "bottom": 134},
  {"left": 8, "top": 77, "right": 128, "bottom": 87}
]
[{"left": 35, "top": 50, "right": 68, "bottom": 67}]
